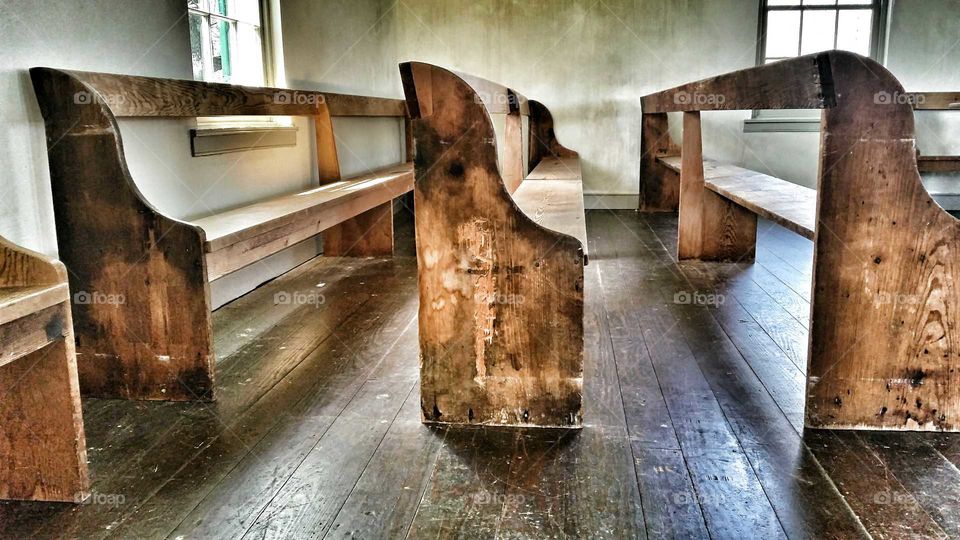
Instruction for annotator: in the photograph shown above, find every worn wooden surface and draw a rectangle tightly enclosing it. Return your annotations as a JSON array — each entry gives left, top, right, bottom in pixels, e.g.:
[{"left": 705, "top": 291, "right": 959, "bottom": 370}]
[
  {"left": 528, "top": 100, "right": 578, "bottom": 173},
  {"left": 3, "top": 211, "right": 959, "bottom": 537},
  {"left": 639, "top": 113, "right": 681, "bottom": 212},
  {"left": 641, "top": 52, "right": 834, "bottom": 113},
  {"left": 401, "top": 62, "right": 584, "bottom": 427},
  {"left": 196, "top": 163, "right": 413, "bottom": 252},
  {"left": 0, "top": 235, "right": 88, "bottom": 502},
  {"left": 31, "top": 67, "right": 216, "bottom": 401},
  {"left": 640, "top": 51, "right": 960, "bottom": 431},
  {"left": 663, "top": 157, "right": 816, "bottom": 240},
  {"left": 31, "top": 67, "right": 413, "bottom": 400},
  {"left": 55, "top": 69, "right": 407, "bottom": 118},
  {"left": 512, "top": 179, "right": 589, "bottom": 258},
  {"left": 806, "top": 52, "right": 960, "bottom": 431}
]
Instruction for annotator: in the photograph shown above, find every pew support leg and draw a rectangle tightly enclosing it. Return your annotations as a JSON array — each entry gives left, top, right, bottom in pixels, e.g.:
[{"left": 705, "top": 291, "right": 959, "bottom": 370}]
[{"left": 323, "top": 201, "right": 396, "bottom": 257}]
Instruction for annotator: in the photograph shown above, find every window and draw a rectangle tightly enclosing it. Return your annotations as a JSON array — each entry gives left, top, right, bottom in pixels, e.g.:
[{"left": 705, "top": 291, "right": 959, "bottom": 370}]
[
  {"left": 189, "top": 0, "right": 266, "bottom": 85},
  {"left": 187, "top": 0, "right": 293, "bottom": 152},
  {"left": 760, "top": 0, "right": 884, "bottom": 63},
  {"left": 747, "top": 0, "right": 888, "bottom": 131}
]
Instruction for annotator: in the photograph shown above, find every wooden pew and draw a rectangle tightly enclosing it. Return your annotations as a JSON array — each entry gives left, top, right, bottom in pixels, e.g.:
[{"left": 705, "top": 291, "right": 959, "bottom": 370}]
[
  {"left": 639, "top": 50, "right": 960, "bottom": 431},
  {"left": 400, "top": 62, "right": 586, "bottom": 428},
  {"left": 30, "top": 68, "right": 413, "bottom": 401},
  {"left": 0, "top": 234, "right": 89, "bottom": 501}
]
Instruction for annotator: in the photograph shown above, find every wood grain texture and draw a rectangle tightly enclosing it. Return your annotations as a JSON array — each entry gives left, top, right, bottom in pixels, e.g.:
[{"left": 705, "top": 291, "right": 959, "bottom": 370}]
[
  {"left": 31, "top": 67, "right": 216, "bottom": 402},
  {"left": 641, "top": 52, "right": 833, "bottom": 113},
  {"left": 807, "top": 52, "right": 960, "bottom": 431},
  {"left": 528, "top": 100, "right": 578, "bottom": 173},
  {"left": 677, "top": 112, "right": 705, "bottom": 259},
  {"left": 0, "top": 235, "right": 88, "bottom": 502},
  {"left": 663, "top": 157, "right": 816, "bottom": 240},
  {"left": 31, "top": 67, "right": 413, "bottom": 400},
  {"left": 639, "top": 113, "right": 681, "bottom": 212},
  {"left": 401, "top": 62, "right": 584, "bottom": 428},
  {"left": 641, "top": 50, "right": 960, "bottom": 431},
  {"left": 54, "top": 69, "right": 407, "bottom": 118},
  {"left": 323, "top": 201, "right": 395, "bottom": 257},
  {"left": 194, "top": 163, "right": 413, "bottom": 251}
]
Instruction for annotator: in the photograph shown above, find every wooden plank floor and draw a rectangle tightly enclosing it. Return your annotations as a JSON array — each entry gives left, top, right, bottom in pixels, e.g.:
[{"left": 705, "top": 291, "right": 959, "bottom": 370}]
[{"left": 2, "top": 209, "right": 959, "bottom": 539}]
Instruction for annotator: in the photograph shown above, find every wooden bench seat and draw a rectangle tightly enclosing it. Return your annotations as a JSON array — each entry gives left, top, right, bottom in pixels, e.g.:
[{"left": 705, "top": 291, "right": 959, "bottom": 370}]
[
  {"left": 640, "top": 50, "right": 960, "bottom": 432},
  {"left": 513, "top": 157, "right": 589, "bottom": 261},
  {"left": 31, "top": 68, "right": 413, "bottom": 401},
  {"left": 401, "top": 62, "right": 585, "bottom": 428},
  {"left": 657, "top": 156, "right": 816, "bottom": 240},
  {"left": 0, "top": 235, "right": 89, "bottom": 502},
  {"left": 195, "top": 162, "right": 414, "bottom": 280}
]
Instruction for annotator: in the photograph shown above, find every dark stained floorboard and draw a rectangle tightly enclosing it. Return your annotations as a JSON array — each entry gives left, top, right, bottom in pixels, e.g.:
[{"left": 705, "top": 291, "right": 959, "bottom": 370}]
[{"left": 2, "top": 210, "right": 959, "bottom": 539}]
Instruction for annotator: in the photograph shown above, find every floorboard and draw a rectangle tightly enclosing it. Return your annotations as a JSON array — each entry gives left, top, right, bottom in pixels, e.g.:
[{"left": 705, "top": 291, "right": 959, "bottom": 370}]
[{"left": 2, "top": 209, "right": 959, "bottom": 539}]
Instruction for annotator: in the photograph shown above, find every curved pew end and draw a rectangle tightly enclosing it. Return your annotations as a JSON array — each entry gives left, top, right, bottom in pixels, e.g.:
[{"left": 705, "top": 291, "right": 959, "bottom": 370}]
[
  {"left": 30, "top": 67, "right": 412, "bottom": 401},
  {"left": 640, "top": 50, "right": 960, "bottom": 432},
  {"left": 401, "top": 62, "right": 584, "bottom": 429}
]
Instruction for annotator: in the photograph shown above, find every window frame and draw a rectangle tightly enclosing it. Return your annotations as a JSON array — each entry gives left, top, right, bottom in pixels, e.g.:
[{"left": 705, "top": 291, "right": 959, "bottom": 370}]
[
  {"left": 746, "top": 0, "right": 889, "bottom": 132},
  {"left": 189, "top": 0, "right": 293, "bottom": 148}
]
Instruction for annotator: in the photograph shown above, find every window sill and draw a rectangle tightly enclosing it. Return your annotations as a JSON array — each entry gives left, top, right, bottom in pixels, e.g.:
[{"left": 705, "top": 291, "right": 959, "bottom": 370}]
[
  {"left": 190, "top": 125, "right": 299, "bottom": 157},
  {"left": 743, "top": 118, "right": 821, "bottom": 133}
]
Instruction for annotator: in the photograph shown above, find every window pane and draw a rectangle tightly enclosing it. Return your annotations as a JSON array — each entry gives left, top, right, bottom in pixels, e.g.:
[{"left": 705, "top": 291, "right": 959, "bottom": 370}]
[
  {"left": 836, "top": 9, "right": 873, "bottom": 55},
  {"left": 800, "top": 10, "right": 837, "bottom": 54},
  {"left": 208, "top": 0, "right": 234, "bottom": 17},
  {"left": 234, "top": 0, "right": 261, "bottom": 25},
  {"left": 803, "top": 0, "right": 836, "bottom": 5},
  {"left": 766, "top": 11, "right": 801, "bottom": 58},
  {"left": 838, "top": 0, "right": 874, "bottom": 5},
  {"left": 235, "top": 23, "right": 265, "bottom": 85},
  {"left": 209, "top": 16, "right": 234, "bottom": 83},
  {"left": 768, "top": 0, "right": 801, "bottom": 5},
  {"left": 187, "top": 0, "right": 204, "bottom": 10},
  {"left": 189, "top": 13, "right": 206, "bottom": 80}
]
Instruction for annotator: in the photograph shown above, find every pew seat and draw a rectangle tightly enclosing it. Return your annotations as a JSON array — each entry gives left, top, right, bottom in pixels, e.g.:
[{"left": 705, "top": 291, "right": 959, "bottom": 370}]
[
  {"left": 195, "top": 162, "right": 414, "bottom": 280},
  {"left": 658, "top": 156, "right": 816, "bottom": 240},
  {"left": 513, "top": 157, "right": 589, "bottom": 261}
]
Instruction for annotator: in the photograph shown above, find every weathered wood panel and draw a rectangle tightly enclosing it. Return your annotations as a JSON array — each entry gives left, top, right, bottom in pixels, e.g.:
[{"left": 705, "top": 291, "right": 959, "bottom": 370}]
[
  {"left": 0, "top": 235, "right": 88, "bottom": 502},
  {"left": 31, "top": 67, "right": 216, "bottom": 401},
  {"left": 641, "top": 52, "right": 833, "bottom": 113},
  {"left": 401, "top": 62, "right": 584, "bottom": 427},
  {"left": 56, "top": 69, "right": 407, "bottom": 117},
  {"left": 639, "top": 113, "right": 681, "bottom": 212},
  {"left": 807, "top": 52, "right": 960, "bottom": 431}
]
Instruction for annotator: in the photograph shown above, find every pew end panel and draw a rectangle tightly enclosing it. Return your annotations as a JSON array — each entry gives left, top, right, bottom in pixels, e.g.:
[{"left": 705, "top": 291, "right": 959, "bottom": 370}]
[
  {"left": 31, "top": 67, "right": 215, "bottom": 402},
  {"left": 641, "top": 51, "right": 960, "bottom": 431},
  {"left": 401, "top": 62, "right": 584, "bottom": 428},
  {"left": 0, "top": 235, "right": 89, "bottom": 502},
  {"left": 31, "top": 67, "right": 413, "bottom": 401}
]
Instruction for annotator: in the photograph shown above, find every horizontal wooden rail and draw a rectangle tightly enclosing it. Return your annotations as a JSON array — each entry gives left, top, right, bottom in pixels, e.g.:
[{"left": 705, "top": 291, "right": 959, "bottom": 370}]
[
  {"left": 51, "top": 69, "right": 408, "bottom": 118},
  {"left": 641, "top": 52, "right": 835, "bottom": 113}
]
